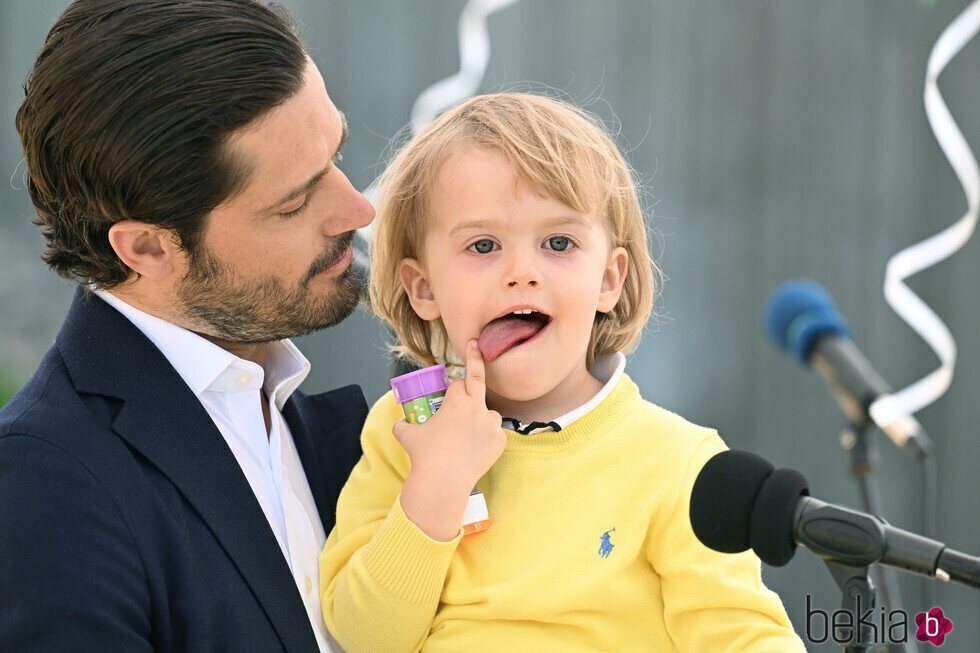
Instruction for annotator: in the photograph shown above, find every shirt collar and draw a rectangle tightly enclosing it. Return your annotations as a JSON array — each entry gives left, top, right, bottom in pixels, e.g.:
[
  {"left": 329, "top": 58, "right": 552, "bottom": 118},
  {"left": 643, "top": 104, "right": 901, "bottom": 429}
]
[
  {"left": 93, "top": 289, "right": 310, "bottom": 408},
  {"left": 500, "top": 352, "right": 626, "bottom": 435}
]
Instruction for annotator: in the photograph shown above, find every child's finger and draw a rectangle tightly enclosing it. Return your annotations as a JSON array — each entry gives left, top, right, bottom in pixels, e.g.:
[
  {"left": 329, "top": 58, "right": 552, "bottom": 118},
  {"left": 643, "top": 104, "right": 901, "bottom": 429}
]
[
  {"left": 391, "top": 419, "right": 412, "bottom": 446},
  {"left": 444, "top": 377, "right": 466, "bottom": 399},
  {"left": 463, "top": 339, "right": 487, "bottom": 403}
]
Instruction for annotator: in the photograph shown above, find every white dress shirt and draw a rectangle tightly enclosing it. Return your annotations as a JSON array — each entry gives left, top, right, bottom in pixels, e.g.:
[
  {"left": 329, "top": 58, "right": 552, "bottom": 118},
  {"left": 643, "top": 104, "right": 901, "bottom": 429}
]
[{"left": 95, "top": 290, "right": 333, "bottom": 651}]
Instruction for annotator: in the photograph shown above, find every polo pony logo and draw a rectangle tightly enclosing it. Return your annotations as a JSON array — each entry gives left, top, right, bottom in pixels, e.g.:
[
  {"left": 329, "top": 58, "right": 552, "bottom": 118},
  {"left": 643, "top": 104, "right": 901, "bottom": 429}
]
[{"left": 598, "top": 528, "right": 616, "bottom": 558}]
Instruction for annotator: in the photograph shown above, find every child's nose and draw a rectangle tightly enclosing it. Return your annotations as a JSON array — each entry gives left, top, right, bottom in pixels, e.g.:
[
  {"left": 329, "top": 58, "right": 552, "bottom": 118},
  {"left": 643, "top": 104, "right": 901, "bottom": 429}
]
[{"left": 503, "top": 254, "right": 542, "bottom": 288}]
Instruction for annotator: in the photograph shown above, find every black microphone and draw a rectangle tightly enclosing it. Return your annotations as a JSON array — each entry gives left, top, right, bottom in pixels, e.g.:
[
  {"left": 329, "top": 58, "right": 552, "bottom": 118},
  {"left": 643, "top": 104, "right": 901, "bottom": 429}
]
[
  {"left": 689, "top": 449, "right": 980, "bottom": 589},
  {"left": 764, "top": 280, "right": 933, "bottom": 460}
]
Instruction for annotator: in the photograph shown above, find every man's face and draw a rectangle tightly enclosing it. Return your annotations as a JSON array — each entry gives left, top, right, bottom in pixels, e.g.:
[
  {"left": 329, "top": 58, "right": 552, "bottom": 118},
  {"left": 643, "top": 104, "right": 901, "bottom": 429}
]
[{"left": 176, "top": 59, "right": 374, "bottom": 343}]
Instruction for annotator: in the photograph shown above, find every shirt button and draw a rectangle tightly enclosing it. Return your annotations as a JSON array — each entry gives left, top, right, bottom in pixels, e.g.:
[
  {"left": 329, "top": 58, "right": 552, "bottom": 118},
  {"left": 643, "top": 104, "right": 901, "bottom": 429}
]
[
  {"left": 305, "top": 576, "right": 313, "bottom": 594},
  {"left": 235, "top": 373, "right": 251, "bottom": 387}
]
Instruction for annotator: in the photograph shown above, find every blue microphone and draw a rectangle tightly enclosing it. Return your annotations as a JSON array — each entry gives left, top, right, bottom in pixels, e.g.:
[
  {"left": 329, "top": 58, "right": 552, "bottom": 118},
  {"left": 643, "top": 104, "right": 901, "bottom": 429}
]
[{"left": 764, "top": 280, "right": 932, "bottom": 460}]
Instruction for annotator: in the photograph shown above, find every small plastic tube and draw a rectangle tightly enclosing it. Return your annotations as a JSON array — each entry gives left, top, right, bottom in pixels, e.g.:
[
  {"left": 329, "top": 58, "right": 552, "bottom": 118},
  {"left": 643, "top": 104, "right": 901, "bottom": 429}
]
[{"left": 391, "top": 365, "right": 491, "bottom": 535}]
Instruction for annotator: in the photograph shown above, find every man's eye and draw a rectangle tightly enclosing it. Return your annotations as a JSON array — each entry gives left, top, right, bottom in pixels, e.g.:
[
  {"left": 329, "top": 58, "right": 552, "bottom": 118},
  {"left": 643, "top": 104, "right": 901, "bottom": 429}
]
[
  {"left": 279, "top": 196, "right": 309, "bottom": 219},
  {"left": 469, "top": 239, "right": 498, "bottom": 254},
  {"left": 543, "top": 235, "right": 574, "bottom": 252}
]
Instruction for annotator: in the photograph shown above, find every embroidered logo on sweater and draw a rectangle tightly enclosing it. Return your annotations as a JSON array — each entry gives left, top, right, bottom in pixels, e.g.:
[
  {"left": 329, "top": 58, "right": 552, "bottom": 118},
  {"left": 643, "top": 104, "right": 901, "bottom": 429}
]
[{"left": 598, "top": 528, "right": 616, "bottom": 558}]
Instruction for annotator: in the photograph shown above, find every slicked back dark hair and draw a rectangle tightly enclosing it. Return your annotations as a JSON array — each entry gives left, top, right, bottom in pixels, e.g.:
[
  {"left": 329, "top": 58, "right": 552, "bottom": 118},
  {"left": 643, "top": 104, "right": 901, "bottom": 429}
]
[{"left": 16, "top": 0, "right": 307, "bottom": 287}]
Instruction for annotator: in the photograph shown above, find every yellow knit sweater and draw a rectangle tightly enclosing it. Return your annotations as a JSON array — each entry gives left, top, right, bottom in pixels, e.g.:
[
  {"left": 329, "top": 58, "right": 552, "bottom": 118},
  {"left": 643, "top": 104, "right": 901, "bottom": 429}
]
[{"left": 320, "top": 374, "right": 805, "bottom": 652}]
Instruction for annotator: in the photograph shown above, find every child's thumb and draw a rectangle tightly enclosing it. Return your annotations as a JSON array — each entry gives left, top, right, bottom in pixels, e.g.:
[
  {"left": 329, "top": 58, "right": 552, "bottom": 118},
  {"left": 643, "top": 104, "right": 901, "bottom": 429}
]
[{"left": 391, "top": 419, "right": 413, "bottom": 446}]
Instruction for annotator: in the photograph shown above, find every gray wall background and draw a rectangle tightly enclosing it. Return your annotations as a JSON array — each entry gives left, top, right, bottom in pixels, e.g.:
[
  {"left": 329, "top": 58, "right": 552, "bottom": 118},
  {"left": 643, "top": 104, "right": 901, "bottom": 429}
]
[{"left": 2, "top": 1, "right": 978, "bottom": 649}]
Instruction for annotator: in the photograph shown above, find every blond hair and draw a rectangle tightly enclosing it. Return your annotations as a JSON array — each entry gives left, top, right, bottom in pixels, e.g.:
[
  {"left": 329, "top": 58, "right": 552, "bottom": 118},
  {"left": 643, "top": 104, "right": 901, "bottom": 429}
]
[{"left": 370, "top": 92, "right": 658, "bottom": 370}]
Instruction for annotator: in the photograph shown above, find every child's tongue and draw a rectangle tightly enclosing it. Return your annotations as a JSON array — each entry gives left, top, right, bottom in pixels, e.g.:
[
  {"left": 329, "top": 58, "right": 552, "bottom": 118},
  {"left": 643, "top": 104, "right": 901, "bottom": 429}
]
[{"left": 477, "top": 315, "right": 545, "bottom": 361}]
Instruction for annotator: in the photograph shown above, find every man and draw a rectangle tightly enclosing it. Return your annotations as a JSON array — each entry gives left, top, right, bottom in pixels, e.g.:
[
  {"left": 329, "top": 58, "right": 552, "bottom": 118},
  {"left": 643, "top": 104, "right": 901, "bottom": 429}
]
[{"left": 0, "top": 1, "right": 375, "bottom": 650}]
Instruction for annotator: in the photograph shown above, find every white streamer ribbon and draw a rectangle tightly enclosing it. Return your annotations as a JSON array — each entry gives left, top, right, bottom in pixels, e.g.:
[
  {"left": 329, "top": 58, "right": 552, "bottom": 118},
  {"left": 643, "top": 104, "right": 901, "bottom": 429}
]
[
  {"left": 409, "top": 0, "right": 523, "bottom": 135},
  {"left": 869, "top": 0, "right": 980, "bottom": 429},
  {"left": 358, "top": 0, "right": 522, "bottom": 246}
]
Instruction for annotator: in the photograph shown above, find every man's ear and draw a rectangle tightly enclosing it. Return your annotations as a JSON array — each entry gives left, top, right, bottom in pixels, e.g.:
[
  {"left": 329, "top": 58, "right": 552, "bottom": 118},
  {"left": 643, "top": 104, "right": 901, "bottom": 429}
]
[
  {"left": 597, "top": 246, "right": 629, "bottom": 313},
  {"left": 399, "top": 258, "right": 441, "bottom": 320},
  {"left": 107, "top": 221, "right": 181, "bottom": 279}
]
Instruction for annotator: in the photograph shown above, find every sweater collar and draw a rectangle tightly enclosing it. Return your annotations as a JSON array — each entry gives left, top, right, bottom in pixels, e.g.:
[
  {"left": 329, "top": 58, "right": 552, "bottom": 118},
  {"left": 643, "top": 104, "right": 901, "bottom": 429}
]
[
  {"left": 500, "top": 352, "right": 626, "bottom": 435},
  {"left": 503, "top": 371, "right": 641, "bottom": 453}
]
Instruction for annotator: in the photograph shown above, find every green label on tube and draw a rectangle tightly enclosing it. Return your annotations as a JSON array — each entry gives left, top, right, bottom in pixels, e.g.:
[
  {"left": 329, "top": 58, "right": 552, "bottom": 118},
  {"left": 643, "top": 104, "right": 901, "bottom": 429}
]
[{"left": 401, "top": 391, "right": 446, "bottom": 425}]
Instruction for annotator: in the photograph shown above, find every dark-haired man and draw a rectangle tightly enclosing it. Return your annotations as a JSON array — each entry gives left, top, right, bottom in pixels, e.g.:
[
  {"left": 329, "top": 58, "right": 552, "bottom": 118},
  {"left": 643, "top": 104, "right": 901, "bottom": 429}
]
[{"left": 0, "top": 1, "right": 374, "bottom": 650}]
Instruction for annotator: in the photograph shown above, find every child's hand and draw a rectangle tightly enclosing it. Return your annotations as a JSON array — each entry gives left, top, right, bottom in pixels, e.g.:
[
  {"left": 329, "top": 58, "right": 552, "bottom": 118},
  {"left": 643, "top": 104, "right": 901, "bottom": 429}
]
[{"left": 395, "top": 340, "right": 505, "bottom": 541}]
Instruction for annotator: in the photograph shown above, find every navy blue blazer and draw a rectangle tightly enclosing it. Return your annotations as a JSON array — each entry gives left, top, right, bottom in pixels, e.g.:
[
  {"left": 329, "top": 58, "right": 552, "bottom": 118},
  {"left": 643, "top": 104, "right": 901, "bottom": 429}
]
[{"left": 0, "top": 288, "right": 368, "bottom": 652}]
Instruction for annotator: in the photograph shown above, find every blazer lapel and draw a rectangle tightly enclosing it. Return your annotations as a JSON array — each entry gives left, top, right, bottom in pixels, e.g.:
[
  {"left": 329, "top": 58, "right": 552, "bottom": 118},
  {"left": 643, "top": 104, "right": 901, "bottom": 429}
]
[
  {"left": 283, "top": 386, "right": 367, "bottom": 535},
  {"left": 58, "top": 288, "right": 318, "bottom": 652}
]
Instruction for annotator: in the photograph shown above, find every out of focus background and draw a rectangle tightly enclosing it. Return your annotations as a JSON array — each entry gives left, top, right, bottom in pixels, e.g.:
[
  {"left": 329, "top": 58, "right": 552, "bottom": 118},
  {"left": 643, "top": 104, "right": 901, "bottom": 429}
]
[{"left": 2, "top": 1, "right": 978, "bottom": 649}]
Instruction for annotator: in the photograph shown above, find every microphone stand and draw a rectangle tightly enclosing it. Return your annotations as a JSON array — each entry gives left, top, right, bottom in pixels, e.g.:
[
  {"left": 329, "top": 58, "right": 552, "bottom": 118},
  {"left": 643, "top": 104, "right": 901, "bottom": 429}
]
[
  {"left": 838, "top": 422, "right": 917, "bottom": 653},
  {"left": 823, "top": 560, "right": 879, "bottom": 652}
]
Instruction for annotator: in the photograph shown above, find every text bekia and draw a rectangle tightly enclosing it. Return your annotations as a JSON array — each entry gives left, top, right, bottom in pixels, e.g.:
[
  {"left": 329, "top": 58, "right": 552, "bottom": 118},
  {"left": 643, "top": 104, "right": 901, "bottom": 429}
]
[
  {"left": 805, "top": 594, "right": 908, "bottom": 645},
  {"left": 804, "top": 596, "right": 954, "bottom": 647}
]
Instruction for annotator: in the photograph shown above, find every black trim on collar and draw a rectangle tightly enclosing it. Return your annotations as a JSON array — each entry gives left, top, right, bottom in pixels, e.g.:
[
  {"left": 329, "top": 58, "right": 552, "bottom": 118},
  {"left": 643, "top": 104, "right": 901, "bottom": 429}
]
[{"left": 501, "top": 417, "right": 562, "bottom": 435}]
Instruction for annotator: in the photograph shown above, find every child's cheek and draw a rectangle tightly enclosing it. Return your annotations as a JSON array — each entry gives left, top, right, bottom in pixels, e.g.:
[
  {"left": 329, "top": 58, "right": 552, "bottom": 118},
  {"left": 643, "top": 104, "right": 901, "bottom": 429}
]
[{"left": 459, "top": 251, "right": 499, "bottom": 273}]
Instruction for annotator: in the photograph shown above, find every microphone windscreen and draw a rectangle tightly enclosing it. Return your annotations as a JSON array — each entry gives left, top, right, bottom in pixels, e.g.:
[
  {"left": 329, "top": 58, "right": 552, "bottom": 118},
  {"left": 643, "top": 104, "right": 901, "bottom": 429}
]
[
  {"left": 749, "top": 468, "right": 809, "bottom": 566},
  {"left": 690, "top": 450, "right": 774, "bottom": 554},
  {"left": 763, "top": 279, "right": 849, "bottom": 364}
]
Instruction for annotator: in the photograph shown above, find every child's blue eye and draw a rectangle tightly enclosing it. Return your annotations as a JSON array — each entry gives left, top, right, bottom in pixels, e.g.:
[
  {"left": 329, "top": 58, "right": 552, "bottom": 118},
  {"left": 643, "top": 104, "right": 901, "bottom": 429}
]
[
  {"left": 469, "top": 239, "right": 498, "bottom": 254},
  {"left": 544, "top": 236, "right": 574, "bottom": 252}
]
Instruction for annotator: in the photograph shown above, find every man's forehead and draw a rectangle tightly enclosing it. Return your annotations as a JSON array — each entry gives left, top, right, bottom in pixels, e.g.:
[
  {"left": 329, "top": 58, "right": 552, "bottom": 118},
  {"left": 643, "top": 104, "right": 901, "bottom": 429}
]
[{"left": 225, "top": 60, "right": 344, "bottom": 210}]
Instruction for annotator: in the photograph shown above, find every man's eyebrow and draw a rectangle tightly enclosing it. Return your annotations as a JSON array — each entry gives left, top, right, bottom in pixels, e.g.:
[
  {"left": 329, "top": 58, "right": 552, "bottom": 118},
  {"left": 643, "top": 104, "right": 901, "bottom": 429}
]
[
  {"left": 448, "top": 214, "right": 592, "bottom": 238},
  {"left": 335, "top": 111, "right": 350, "bottom": 159},
  {"left": 263, "top": 112, "right": 350, "bottom": 213}
]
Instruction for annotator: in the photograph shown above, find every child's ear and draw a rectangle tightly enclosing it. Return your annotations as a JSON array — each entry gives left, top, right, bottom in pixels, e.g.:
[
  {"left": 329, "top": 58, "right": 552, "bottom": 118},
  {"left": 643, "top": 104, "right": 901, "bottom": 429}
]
[
  {"left": 597, "top": 246, "right": 629, "bottom": 313},
  {"left": 399, "top": 258, "right": 441, "bottom": 320}
]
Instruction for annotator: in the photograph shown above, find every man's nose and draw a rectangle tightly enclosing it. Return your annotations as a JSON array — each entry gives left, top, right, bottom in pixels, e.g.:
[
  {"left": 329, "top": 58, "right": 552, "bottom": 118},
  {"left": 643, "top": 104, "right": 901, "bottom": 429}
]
[
  {"left": 351, "top": 191, "right": 375, "bottom": 231},
  {"left": 325, "top": 173, "right": 376, "bottom": 235}
]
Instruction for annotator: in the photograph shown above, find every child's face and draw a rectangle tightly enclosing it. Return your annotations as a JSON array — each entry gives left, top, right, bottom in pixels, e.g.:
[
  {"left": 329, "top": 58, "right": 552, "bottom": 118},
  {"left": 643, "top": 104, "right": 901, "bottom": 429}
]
[{"left": 400, "top": 148, "right": 628, "bottom": 403}]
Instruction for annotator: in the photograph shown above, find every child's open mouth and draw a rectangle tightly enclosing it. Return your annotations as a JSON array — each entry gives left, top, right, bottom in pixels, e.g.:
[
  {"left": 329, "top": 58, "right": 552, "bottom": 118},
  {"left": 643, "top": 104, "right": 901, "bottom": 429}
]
[{"left": 477, "top": 308, "right": 552, "bottom": 362}]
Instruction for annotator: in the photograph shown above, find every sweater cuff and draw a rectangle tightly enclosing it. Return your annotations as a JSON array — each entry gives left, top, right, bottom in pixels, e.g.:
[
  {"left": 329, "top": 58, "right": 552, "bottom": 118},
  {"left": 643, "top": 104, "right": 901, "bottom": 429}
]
[{"left": 362, "top": 494, "right": 462, "bottom": 604}]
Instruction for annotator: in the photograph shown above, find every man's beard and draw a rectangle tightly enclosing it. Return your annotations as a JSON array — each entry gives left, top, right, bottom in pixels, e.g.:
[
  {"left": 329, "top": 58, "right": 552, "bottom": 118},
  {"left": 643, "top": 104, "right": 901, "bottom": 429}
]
[{"left": 176, "top": 231, "right": 360, "bottom": 344}]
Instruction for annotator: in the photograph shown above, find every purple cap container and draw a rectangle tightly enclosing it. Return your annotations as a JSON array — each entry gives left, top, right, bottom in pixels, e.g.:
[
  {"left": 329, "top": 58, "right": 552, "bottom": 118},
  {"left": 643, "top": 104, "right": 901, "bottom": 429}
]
[{"left": 390, "top": 364, "right": 450, "bottom": 405}]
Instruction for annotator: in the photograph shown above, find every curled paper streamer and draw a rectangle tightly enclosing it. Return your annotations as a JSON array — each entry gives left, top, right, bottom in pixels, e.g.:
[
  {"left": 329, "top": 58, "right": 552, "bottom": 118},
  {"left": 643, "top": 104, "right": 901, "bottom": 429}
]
[
  {"left": 869, "top": 0, "right": 980, "bottom": 429},
  {"left": 409, "top": 0, "right": 523, "bottom": 135},
  {"left": 357, "top": 0, "right": 522, "bottom": 251}
]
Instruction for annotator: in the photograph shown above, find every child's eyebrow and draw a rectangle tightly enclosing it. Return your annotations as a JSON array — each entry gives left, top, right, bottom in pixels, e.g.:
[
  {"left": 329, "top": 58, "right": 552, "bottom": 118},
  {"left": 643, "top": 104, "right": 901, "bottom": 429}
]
[
  {"left": 449, "top": 215, "right": 592, "bottom": 238},
  {"left": 449, "top": 219, "right": 497, "bottom": 238}
]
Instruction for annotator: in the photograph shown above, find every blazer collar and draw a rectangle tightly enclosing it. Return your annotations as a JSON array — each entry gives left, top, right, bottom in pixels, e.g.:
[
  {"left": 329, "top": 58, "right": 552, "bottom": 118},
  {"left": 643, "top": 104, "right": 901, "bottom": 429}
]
[
  {"left": 282, "top": 386, "right": 367, "bottom": 533},
  {"left": 57, "top": 287, "right": 320, "bottom": 652}
]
